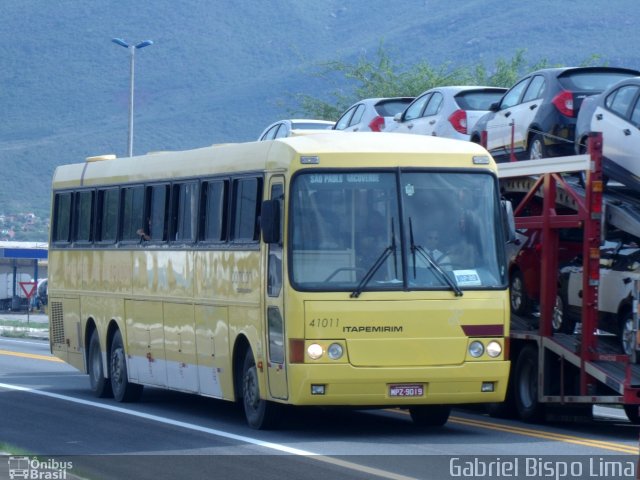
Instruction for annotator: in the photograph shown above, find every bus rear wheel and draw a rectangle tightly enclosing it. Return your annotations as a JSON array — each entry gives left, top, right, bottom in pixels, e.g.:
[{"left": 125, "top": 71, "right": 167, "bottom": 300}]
[
  {"left": 88, "top": 329, "right": 112, "bottom": 398},
  {"left": 241, "top": 349, "right": 280, "bottom": 429},
  {"left": 409, "top": 405, "right": 451, "bottom": 426},
  {"left": 110, "top": 329, "right": 143, "bottom": 402}
]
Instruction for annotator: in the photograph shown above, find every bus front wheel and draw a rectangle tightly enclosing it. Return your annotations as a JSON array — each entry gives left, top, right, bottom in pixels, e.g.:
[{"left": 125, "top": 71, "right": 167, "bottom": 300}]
[
  {"left": 409, "top": 405, "right": 451, "bottom": 426},
  {"left": 110, "top": 329, "right": 143, "bottom": 402},
  {"left": 88, "top": 329, "right": 112, "bottom": 398},
  {"left": 242, "top": 349, "right": 280, "bottom": 429}
]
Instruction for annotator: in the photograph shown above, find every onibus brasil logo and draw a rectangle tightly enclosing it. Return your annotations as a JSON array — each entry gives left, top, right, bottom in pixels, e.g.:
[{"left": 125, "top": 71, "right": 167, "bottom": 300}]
[{"left": 8, "top": 456, "right": 73, "bottom": 479}]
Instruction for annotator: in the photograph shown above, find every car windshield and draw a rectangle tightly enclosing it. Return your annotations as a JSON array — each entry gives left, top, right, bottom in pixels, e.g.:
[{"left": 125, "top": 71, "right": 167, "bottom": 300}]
[
  {"left": 455, "top": 90, "right": 505, "bottom": 110},
  {"left": 558, "top": 71, "right": 638, "bottom": 92},
  {"left": 290, "top": 170, "right": 506, "bottom": 292}
]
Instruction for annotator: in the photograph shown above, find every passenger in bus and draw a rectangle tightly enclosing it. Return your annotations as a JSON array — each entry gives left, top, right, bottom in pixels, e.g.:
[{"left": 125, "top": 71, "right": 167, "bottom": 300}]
[
  {"left": 424, "top": 229, "right": 451, "bottom": 266},
  {"left": 447, "top": 210, "right": 479, "bottom": 268},
  {"left": 136, "top": 218, "right": 151, "bottom": 241},
  {"left": 356, "top": 210, "right": 388, "bottom": 270}
]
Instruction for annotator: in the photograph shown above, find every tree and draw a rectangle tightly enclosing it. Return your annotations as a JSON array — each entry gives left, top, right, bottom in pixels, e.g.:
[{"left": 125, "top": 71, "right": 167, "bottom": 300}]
[{"left": 294, "top": 46, "right": 602, "bottom": 120}]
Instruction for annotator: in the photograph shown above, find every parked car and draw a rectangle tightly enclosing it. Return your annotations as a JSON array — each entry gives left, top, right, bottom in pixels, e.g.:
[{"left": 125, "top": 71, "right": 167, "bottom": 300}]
[
  {"left": 470, "top": 67, "right": 640, "bottom": 162},
  {"left": 388, "top": 86, "right": 506, "bottom": 141},
  {"left": 508, "top": 227, "right": 583, "bottom": 317},
  {"left": 575, "top": 76, "right": 640, "bottom": 191},
  {"left": 258, "top": 119, "right": 334, "bottom": 141},
  {"left": 333, "top": 97, "right": 413, "bottom": 132},
  {"left": 557, "top": 242, "right": 640, "bottom": 355}
]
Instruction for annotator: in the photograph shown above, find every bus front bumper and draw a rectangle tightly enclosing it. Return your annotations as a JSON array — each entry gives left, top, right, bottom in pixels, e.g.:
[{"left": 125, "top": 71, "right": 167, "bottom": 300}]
[{"left": 284, "top": 361, "right": 510, "bottom": 406}]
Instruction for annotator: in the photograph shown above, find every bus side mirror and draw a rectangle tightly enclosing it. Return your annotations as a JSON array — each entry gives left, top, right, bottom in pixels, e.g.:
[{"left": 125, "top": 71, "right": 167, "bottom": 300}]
[
  {"left": 261, "top": 199, "right": 281, "bottom": 244},
  {"left": 501, "top": 199, "right": 516, "bottom": 243}
]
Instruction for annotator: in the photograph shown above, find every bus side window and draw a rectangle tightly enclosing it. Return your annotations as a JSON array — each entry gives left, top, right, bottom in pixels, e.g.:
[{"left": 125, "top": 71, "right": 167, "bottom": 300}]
[
  {"left": 74, "top": 190, "right": 94, "bottom": 243},
  {"left": 231, "top": 177, "right": 262, "bottom": 243},
  {"left": 121, "top": 186, "right": 145, "bottom": 242},
  {"left": 200, "top": 179, "right": 228, "bottom": 242},
  {"left": 145, "top": 184, "right": 169, "bottom": 242},
  {"left": 171, "top": 182, "right": 199, "bottom": 242},
  {"left": 96, "top": 188, "right": 119, "bottom": 243},
  {"left": 52, "top": 192, "right": 73, "bottom": 243}
]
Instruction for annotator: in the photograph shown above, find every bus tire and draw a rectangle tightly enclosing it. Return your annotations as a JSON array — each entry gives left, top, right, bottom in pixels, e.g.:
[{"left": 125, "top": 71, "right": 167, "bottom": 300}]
[
  {"left": 110, "top": 329, "right": 143, "bottom": 403},
  {"left": 514, "top": 345, "right": 545, "bottom": 422},
  {"left": 242, "top": 349, "right": 280, "bottom": 430},
  {"left": 409, "top": 405, "right": 451, "bottom": 427},
  {"left": 88, "top": 329, "right": 112, "bottom": 398}
]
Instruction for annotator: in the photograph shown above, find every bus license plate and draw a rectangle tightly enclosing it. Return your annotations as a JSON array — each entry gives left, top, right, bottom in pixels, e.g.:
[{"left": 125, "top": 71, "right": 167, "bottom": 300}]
[{"left": 389, "top": 384, "right": 424, "bottom": 397}]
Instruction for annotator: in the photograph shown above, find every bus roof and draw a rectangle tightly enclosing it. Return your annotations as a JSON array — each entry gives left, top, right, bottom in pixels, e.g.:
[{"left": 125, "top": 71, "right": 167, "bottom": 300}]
[{"left": 52, "top": 132, "right": 495, "bottom": 189}]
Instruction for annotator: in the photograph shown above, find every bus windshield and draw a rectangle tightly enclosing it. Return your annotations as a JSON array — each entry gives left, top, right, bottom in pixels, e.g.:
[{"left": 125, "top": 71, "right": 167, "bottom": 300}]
[{"left": 290, "top": 170, "right": 506, "bottom": 292}]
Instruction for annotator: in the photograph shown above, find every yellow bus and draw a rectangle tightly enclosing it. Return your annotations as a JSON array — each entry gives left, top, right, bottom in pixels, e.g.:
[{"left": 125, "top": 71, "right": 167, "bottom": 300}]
[{"left": 49, "top": 132, "right": 512, "bottom": 429}]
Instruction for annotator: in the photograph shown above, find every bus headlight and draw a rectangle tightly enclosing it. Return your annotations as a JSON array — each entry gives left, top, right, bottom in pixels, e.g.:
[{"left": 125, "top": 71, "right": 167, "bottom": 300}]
[
  {"left": 469, "top": 341, "right": 484, "bottom": 358},
  {"left": 307, "top": 343, "right": 323, "bottom": 360},
  {"left": 327, "top": 343, "right": 343, "bottom": 360},
  {"left": 486, "top": 341, "right": 502, "bottom": 358}
]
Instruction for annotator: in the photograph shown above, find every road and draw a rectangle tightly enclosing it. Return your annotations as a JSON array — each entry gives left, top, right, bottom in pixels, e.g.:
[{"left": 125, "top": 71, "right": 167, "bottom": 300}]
[{"left": 0, "top": 336, "right": 638, "bottom": 480}]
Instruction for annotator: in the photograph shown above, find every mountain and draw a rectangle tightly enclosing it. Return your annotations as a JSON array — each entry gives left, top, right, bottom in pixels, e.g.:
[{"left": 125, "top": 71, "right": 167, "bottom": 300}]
[{"left": 1, "top": 0, "right": 639, "bottom": 240}]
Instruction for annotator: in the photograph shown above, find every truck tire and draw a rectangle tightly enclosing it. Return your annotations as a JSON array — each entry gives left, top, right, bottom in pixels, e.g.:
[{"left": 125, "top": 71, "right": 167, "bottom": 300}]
[
  {"left": 624, "top": 404, "right": 640, "bottom": 424},
  {"left": 514, "top": 345, "right": 545, "bottom": 422}
]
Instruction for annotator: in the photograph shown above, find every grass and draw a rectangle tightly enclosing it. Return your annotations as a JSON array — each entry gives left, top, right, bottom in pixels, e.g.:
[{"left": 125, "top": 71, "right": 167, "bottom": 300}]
[
  {"left": 0, "top": 319, "right": 48, "bottom": 329},
  {"left": 0, "top": 442, "right": 31, "bottom": 456}
]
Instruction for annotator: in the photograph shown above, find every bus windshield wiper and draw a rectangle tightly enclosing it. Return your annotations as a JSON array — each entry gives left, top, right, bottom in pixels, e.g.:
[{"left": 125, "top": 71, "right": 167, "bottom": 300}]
[
  {"left": 409, "top": 218, "right": 463, "bottom": 297},
  {"left": 351, "top": 220, "right": 397, "bottom": 298}
]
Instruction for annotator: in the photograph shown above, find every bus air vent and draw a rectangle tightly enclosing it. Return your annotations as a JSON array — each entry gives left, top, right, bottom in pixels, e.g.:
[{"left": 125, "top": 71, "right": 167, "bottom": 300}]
[{"left": 50, "top": 301, "right": 65, "bottom": 344}]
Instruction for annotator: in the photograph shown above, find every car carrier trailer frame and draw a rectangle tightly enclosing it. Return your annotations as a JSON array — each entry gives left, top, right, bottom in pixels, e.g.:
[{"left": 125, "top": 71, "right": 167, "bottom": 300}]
[{"left": 496, "top": 132, "right": 640, "bottom": 423}]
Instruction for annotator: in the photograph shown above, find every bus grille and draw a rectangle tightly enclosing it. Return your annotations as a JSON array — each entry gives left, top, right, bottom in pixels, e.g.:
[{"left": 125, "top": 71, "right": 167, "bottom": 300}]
[{"left": 50, "top": 301, "right": 65, "bottom": 344}]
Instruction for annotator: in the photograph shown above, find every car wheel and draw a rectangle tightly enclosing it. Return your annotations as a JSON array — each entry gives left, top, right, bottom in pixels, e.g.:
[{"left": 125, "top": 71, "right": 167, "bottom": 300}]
[
  {"left": 552, "top": 293, "right": 575, "bottom": 334},
  {"left": 620, "top": 312, "right": 636, "bottom": 358},
  {"left": 527, "top": 133, "right": 548, "bottom": 160},
  {"left": 509, "top": 270, "right": 531, "bottom": 316}
]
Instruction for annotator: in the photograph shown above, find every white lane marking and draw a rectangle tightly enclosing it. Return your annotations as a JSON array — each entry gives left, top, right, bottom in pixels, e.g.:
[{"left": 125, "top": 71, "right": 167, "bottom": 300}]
[
  {"left": 0, "top": 382, "right": 416, "bottom": 480},
  {"left": 0, "top": 338, "right": 48, "bottom": 346}
]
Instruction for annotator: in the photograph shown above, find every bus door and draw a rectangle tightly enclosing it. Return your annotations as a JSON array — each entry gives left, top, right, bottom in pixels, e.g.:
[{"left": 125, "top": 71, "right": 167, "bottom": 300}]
[{"left": 265, "top": 177, "right": 288, "bottom": 400}]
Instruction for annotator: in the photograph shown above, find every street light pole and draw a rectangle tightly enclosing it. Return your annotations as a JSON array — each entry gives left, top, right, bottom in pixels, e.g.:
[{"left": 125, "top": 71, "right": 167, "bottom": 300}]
[{"left": 112, "top": 38, "right": 153, "bottom": 157}]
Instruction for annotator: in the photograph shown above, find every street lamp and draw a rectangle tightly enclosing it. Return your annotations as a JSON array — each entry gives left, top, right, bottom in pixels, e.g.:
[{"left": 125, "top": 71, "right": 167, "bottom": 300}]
[{"left": 111, "top": 38, "right": 153, "bottom": 157}]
